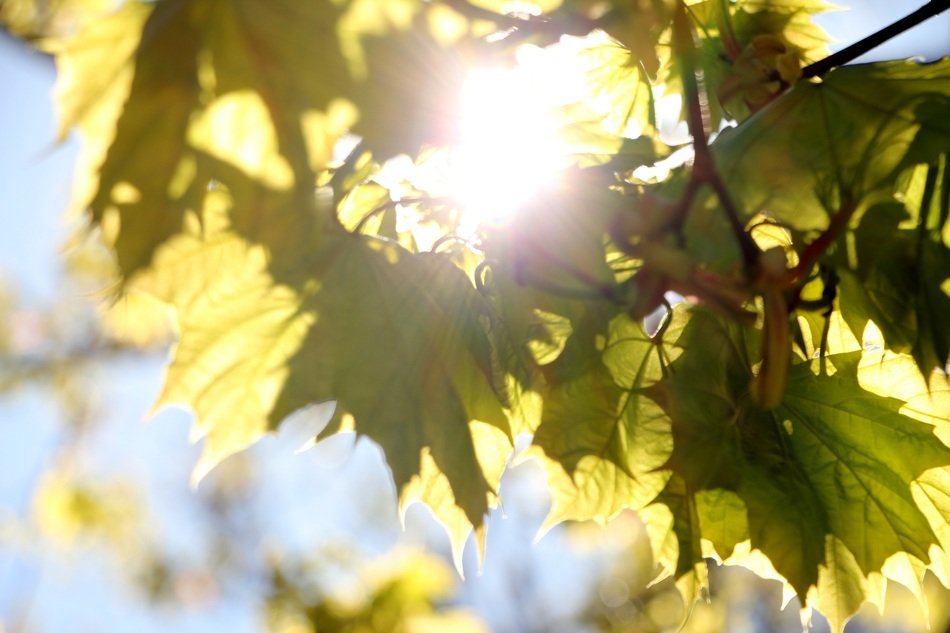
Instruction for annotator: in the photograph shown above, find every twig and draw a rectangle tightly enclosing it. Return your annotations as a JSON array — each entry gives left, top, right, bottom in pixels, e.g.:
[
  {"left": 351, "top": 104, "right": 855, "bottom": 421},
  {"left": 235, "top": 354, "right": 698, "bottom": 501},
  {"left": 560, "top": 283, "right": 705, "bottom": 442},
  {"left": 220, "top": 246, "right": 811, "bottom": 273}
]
[{"left": 802, "top": 0, "right": 950, "bottom": 78}]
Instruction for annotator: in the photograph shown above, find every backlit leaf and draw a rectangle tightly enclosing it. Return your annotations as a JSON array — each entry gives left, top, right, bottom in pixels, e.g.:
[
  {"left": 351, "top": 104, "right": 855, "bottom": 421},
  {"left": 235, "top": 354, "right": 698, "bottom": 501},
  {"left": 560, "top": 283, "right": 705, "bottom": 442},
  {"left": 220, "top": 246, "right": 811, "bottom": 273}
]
[
  {"left": 140, "top": 188, "right": 510, "bottom": 526},
  {"left": 651, "top": 306, "right": 950, "bottom": 622},
  {"left": 711, "top": 59, "right": 950, "bottom": 232},
  {"left": 837, "top": 158, "right": 950, "bottom": 376},
  {"left": 65, "top": 0, "right": 351, "bottom": 278}
]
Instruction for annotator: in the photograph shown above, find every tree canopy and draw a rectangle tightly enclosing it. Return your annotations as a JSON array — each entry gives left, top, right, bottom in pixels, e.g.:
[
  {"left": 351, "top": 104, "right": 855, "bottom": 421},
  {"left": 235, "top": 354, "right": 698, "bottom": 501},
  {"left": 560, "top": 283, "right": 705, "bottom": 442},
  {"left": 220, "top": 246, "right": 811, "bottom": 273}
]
[{"left": 3, "top": 0, "right": 949, "bottom": 630}]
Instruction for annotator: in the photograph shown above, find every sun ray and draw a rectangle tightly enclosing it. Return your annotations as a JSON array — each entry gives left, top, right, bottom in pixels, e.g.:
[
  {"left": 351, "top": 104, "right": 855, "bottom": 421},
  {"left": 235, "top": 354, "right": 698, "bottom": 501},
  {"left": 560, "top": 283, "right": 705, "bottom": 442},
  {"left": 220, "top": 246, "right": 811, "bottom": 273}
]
[{"left": 450, "top": 64, "right": 569, "bottom": 231}]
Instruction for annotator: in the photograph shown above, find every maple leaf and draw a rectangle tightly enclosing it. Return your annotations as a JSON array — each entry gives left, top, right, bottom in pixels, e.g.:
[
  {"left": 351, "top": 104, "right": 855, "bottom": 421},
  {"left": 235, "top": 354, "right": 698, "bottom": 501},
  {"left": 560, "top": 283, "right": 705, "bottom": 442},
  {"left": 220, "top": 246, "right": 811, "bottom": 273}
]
[
  {"left": 534, "top": 310, "right": 676, "bottom": 525},
  {"left": 650, "top": 306, "right": 950, "bottom": 626},
  {"left": 711, "top": 58, "right": 950, "bottom": 233}
]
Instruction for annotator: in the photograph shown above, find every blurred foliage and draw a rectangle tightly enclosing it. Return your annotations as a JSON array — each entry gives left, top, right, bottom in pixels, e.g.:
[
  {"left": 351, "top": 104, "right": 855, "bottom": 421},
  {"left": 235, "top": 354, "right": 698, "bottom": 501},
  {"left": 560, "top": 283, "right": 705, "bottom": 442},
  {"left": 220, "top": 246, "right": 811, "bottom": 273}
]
[
  {"left": 33, "top": 469, "right": 141, "bottom": 546},
  {"left": 266, "top": 552, "right": 488, "bottom": 633}
]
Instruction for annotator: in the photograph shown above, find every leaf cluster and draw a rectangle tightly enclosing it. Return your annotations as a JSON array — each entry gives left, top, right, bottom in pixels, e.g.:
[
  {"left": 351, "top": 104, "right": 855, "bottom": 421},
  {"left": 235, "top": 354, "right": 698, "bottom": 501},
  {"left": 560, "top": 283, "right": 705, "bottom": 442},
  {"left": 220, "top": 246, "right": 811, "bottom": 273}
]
[{"left": 6, "top": 0, "right": 950, "bottom": 629}]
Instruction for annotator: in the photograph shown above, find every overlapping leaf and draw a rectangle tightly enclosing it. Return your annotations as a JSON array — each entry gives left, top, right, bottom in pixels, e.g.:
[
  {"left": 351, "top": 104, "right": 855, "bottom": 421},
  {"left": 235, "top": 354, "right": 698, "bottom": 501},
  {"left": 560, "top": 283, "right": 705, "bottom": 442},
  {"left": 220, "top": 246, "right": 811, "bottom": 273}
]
[
  {"left": 732, "top": 0, "right": 835, "bottom": 60},
  {"left": 836, "top": 159, "right": 950, "bottom": 376},
  {"left": 60, "top": 0, "right": 355, "bottom": 278},
  {"left": 139, "top": 189, "right": 510, "bottom": 528},
  {"left": 566, "top": 34, "right": 657, "bottom": 137},
  {"left": 533, "top": 309, "right": 681, "bottom": 524},
  {"left": 641, "top": 474, "right": 709, "bottom": 609},
  {"left": 650, "top": 306, "right": 950, "bottom": 629},
  {"left": 341, "top": 4, "right": 478, "bottom": 158},
  {"left": 275, "top": 239, "right": 512, "bottom": 526},
  {"left": 58, "top": 0, "right": 506, "bottom": 280},
  {"left": 657, "top": 0, "right": 832, "bottom": 126},
  {"left": 711, "top": 58, "right": 950, "bottom": 232}
]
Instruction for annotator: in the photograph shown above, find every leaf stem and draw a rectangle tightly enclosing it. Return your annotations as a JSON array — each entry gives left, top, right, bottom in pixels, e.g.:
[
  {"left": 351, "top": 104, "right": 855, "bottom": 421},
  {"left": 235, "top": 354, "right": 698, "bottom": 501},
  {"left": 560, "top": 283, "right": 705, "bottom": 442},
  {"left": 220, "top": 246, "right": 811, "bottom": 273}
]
[
  {"left": 792, "top": 198, "right": 858, "bottom": 282},
  {"left": 802, "top": 0, "right": 950, "bottom": 78},
  {"left": 819, "top": 308, "right": 831, "bottom": 375}
]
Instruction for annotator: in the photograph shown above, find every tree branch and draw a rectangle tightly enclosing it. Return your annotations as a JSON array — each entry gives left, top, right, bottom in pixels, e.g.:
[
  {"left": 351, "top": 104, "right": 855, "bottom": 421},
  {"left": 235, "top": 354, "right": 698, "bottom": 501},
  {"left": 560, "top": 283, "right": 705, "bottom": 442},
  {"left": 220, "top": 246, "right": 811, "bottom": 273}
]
[
  {"left": 672, "top": 1, "right": 761, "bottom": 273},
  {"left": 802, "top": 0, "right": 950, "bottom": 79}
]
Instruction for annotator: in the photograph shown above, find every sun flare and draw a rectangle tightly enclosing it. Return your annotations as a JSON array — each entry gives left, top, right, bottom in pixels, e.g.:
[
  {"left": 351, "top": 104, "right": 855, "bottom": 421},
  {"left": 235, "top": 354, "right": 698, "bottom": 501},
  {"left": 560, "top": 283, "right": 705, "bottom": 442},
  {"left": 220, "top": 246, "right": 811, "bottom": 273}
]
[{"left": 451, "top": 65, "right": 568, "bottom": 230}]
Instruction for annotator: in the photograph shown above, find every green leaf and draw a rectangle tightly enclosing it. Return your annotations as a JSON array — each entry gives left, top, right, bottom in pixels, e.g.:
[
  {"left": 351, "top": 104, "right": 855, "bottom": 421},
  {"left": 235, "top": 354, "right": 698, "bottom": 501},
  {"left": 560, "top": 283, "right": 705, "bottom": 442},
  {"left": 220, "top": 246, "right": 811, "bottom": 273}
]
[
  {"left": 136, "top": 191, "right": 315, "bottom": 479},
  {"left": 339, "top": 0, "right": 502, "bottom": 159},
  {"left": 648, "top": 309, "right": 755, "bottom": 491},
  {"left": 570, "top": 37, "right": 656, "bottom": 137},
  {"left": 731, "top": 0, "right": 835, "bottom": 61},
  {"left": 484, "top": 169, "right": 622, "bottom": 298},
  {"left": 141, "top": 190, "right": 510, "bottom": 528},
  {"left": 812, "top": 535, "right": 869, "bottom": 633},
  {"left": 276, "top": 238, "right": 512, "bottom": 527},
  {"left": 533, "top": 307, "right": 686, "bottom": 527},
  {"left": 780, "top": 353, "right": 950, "bottom": 574},
  {"left": 711, "top": 59, "right": 950, "bottom": 232},
  {"left": 650, "top": 474, "right": 709, "bottom": 596},
  {"left": 0, "top": 0, "right": 113, "bottom": 40},
  {"left": 401, "top": 420, "right": 511, "bottom": 571},
  {"left": 837, "top": 159, "right": 950, "bottom": 376},
  {"left": 912, "top": 468, "right": 950, "bottom": 586},
  {"left": 659, "top": 0, "right": 832, "bottom": 127},
  {"left": 651, "top": 306, "right": 950, "bottom": 619},
  {"left": 534, "top": 361, "right": 671, "bottom": 526},
  {"left": 65, "top": 0, "right": 353, "bottom": 278},
  {"left": 694, "top": 488, "right": 748, "bottom": 560}
]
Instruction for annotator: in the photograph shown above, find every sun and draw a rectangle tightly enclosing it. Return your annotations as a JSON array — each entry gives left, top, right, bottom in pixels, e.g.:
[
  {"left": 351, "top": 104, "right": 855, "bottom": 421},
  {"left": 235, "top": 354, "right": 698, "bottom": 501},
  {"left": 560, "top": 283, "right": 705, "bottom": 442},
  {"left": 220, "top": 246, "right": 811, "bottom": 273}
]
[{"left": 450, "top": 64, "right": 569, "bottom": 231}]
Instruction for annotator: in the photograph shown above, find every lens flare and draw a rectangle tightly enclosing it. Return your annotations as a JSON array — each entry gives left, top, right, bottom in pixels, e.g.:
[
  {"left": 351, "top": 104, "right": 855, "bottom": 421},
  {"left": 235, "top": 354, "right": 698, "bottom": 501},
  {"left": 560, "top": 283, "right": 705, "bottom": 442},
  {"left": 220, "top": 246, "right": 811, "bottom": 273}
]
[{"left": 452, "top": 66, "right": 566, "bottom": 230}]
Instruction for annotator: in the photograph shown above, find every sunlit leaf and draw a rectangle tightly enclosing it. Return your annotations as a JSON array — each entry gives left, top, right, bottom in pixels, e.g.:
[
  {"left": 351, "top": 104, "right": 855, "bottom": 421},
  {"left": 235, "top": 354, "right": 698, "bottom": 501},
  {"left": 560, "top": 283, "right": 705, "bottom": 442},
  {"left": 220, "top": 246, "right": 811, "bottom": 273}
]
[
  {"left": 484, "top": 169, "right": 621, "bottom": 297},
  {"left": 651, "top": 306, "right": 950, "bottom": 622},
  {"left": 64, "top": 0, "right": 352, "bottom": 278},
  {"left": 673, "top": 0, "right": 833, "bottom": 124},
  {"left": 694, "top": 488, "right": 748, "bottom": 561},
  {"left": 276, "top": 239, "right": 510, "bottom": 524},
  {"left": 836, "top": 158, "right": 950, "bottom": 376},
  {"left": 536, "top": 310, "right": 677, "bottom": 522},
  {"left": 711, "top": 59, "right": 950, "bottom": 232},
  {"left": 0, "top": 0, "right": 112, "bottom": 40},
  {"left": 339, "top": 0, "right": 497, "bottom": 158},
  {"left": 401, "top": 421, "right": 511, "bottom": 571},
  {"left": 140, "top": 189, "right": 509, "bottom": 526},
  {"left": 569, "top": 36, "right": 656, "bottom": 137}
]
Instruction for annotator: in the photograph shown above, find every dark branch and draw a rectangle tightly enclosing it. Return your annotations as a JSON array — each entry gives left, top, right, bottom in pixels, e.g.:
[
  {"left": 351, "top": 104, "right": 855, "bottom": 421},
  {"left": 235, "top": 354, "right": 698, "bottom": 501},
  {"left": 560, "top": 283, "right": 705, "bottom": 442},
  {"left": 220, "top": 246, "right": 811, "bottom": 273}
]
[
  {"left": 672, "top": 1, "right": 761, "bottom": 273},
  {"left": 802, "top": 0, "right": 950, "bottom": 78}
]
